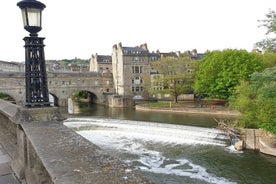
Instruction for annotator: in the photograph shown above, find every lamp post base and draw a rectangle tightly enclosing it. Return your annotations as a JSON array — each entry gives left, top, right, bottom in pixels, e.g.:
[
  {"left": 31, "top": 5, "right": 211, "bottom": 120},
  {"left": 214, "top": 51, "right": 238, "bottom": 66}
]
[{"left": 24, "top": 36, "right": 50, "bottom": 107}]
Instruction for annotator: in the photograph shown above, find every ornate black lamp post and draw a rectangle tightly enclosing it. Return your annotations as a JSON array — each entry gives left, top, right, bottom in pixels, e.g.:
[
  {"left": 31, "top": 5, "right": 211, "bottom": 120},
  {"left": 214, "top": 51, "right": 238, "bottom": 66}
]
[{"left": 17, "top": 0, "right": 50, "bottom": 107}]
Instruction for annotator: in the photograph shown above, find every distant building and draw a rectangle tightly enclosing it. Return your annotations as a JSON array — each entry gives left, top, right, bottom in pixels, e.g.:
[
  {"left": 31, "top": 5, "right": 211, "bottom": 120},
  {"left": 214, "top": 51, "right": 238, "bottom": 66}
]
[
  {"left": 158, "top": 51, "right": 179, "bottom": 59},
  {"left": 189, "top": 49, "right": 204, "bottom": 60},
  {"left": 149, "top": 49, "right": 203, "bottom": 100},
  {"left": 90, "top": 45, "right": 204, "bottom": 102},
  {"left": 90, "top": 54, "right": 112, "bottom": 73},
  {"left": 0, "top": 60, "right": 24, "bottom": 72},
  {"left": 112, "top": 43, "right": 151, "bottom": 99}
]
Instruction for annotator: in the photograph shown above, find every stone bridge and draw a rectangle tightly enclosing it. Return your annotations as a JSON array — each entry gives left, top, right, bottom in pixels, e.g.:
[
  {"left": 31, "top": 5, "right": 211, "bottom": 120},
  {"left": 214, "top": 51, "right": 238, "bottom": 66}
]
[{"left": 0, "top": 71, "right": 114, "bottom": 106}]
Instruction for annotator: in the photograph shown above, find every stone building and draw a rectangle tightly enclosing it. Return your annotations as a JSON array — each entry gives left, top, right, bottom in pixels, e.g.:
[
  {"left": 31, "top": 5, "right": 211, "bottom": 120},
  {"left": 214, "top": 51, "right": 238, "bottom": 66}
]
[
  {"left": 89, "top": 44, "right": 204, "bottom": 103},
  {"left": 112, "top": 43, "right": 151, "bottom": 99},
  {"left": 89, "top": 54, "right": 112, "bottom": 73},
  {"left": 0, "top": 60, "right": 24, "bottom": 72}
]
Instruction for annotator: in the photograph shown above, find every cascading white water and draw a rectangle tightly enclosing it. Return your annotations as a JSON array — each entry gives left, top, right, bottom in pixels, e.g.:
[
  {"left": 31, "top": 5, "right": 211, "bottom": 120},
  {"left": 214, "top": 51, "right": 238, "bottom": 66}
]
[
  {"left": 64, "top": 117, "right": 236, "bottom": 184},
  {"left": 65, "top": 117, "right": 228, "bottom": 146}
]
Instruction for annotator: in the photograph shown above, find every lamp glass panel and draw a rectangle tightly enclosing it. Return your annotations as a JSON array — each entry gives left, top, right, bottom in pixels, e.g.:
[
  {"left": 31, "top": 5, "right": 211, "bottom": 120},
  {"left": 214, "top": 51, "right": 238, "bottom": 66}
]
[
  {"left": 27, "top": 8, "right": 41, "bottom": 27},
  {"left": 21, "top": 9, "right": 27, "bottom": 27}
]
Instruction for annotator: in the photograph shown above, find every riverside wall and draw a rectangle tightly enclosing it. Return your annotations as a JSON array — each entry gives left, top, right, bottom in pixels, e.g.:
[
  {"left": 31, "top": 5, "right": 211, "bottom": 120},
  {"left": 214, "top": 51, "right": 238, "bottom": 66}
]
[
  {"left": 0, "top": 99, "right": 152, "bottom": 184},
  {"left": 241, "top": 129, "right": 276, "bottom": 157}
]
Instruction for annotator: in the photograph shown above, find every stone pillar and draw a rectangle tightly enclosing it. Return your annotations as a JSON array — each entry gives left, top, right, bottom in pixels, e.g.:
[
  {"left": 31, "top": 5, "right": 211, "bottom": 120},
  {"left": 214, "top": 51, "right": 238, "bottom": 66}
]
[
  {"left": 108, "top": 95, "right": 133, "bottom": 107},
  {"left": 68, "top": 98, "right": 80, "bottom": 114}
]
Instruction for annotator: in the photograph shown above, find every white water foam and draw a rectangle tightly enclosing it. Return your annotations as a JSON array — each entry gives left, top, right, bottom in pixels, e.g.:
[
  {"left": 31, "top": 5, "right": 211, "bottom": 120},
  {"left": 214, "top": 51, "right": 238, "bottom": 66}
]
[
  {"left": 64, "top": 117, "right": 236, "bottom": 184},
  {"left": 65, "top": 117, "right": 228, "bottom": 146},
  {"left": 225, "top": 145, "right": 244, "bottom": 154}
]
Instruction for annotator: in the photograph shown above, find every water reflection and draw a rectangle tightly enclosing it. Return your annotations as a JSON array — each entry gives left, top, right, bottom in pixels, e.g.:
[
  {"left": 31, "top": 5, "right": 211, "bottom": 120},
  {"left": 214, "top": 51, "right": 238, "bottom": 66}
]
[{"left": 69, "top": 102, "right": 238, "bottom": 128}]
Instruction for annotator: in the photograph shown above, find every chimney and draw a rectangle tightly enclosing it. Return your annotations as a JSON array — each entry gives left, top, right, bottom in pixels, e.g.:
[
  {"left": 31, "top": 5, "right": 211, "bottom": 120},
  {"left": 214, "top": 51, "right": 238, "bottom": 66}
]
[{"left": 140, "top": 43, "right": 148, "bottom": 51}]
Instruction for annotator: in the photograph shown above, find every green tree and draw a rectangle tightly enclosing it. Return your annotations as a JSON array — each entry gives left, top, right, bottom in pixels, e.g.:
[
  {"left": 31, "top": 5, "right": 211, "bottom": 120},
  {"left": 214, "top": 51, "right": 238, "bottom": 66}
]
[
  {"left": 257, "top": 52, "right": 276, "bottom": 68},
  {"left": 194, "top": 49, "right": 263, "bottom": 99},
  {"left": 72, "top": 91, "right": 89, "bottom": 101},
  {"left": 255, "top": 9, "right": 276, "bottom": 52},
  {"left": 151, "top": 57, "right": 197, "bottom": 103},
  {"left": 230, "top": 67, "right": 276, "bottom": 133}
]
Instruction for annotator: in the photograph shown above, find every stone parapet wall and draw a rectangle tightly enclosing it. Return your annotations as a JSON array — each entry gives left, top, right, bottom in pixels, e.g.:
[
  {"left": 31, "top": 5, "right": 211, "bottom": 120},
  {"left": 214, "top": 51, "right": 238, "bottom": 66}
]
[
  {"left": 0, "top": 106, "right": 17, "bottom": 159},
  {"left": 0, "top": 99, "right": 152, "bottom": 184}
]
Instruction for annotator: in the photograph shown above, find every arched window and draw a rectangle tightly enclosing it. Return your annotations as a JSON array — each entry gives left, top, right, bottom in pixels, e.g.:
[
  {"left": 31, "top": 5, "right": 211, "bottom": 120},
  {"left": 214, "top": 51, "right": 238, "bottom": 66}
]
[{"left": 132, "top": 77, "right": 142, "bottom": 84}]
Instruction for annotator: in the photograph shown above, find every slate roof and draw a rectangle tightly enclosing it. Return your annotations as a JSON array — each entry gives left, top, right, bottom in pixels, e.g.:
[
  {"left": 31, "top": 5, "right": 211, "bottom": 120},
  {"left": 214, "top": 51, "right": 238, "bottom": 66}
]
[
  {"left": 97, "top": 55, "right": 112, "bottom": 63},
  {"left": 122, "top": 47, "right": 149, "bottom": 55},
  {"left": 149, "top": 53, "right": 160, "bottom": 61},
  {"left": 191, "top": 53, "right": 204, "bottom": 60}
]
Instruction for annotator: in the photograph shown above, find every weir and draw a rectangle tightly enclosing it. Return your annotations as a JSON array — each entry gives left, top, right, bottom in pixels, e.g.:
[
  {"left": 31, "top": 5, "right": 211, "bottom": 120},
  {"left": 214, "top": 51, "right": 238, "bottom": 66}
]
[
  {"left": 0, "top": 99, "right": 152, "bottom": 184},
  {"left": 64, "top": 117, "right": 236, "bottom": 183}
]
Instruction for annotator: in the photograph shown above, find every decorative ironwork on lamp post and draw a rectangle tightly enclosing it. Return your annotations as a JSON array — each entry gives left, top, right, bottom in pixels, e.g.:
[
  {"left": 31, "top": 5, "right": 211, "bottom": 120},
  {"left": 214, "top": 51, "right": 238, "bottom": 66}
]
[{"left": 17, "top": 0, "right": 50, "bottom": 107}]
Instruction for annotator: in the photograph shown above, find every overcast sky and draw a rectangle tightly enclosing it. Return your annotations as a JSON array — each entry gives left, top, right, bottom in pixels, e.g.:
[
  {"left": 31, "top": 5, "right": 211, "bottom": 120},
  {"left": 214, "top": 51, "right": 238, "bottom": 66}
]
[{"left": 0, "top": 0, "right": 274, "bottom": 62}]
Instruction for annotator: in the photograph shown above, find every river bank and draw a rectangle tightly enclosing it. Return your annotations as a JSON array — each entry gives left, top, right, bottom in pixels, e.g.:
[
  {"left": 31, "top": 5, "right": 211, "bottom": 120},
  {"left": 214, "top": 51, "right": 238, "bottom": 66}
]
[{"left": 135, "top": 104, "right": 240, "bottom": 116}]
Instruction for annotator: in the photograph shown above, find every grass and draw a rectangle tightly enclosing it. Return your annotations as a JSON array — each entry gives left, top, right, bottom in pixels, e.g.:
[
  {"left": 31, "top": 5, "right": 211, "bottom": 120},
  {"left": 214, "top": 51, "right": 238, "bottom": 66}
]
[{"left": 147, "top": 101, "right": 171, "bottom": 107}]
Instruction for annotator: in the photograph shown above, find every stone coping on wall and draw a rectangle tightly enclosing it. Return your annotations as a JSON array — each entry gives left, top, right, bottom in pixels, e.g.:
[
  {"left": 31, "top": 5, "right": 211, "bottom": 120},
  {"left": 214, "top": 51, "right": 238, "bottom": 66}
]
[
  {"left": 21, "top": 121, "right": 153, "bottom": 184},
  {"left": 0, "top": 100, "right": 18, "bottom": 120}
]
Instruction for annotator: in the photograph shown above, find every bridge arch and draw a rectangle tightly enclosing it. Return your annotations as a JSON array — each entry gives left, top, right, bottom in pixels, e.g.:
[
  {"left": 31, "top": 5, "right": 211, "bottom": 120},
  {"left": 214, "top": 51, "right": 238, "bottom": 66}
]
[
  {"left": 0, "top": 93, "right": 17, "bottom": 104},
  {"left": 70, "top": 90, "right": 99, "bottom": 104},
  {"left": 49, "top": 93, "right": 59, "bottom": 106}
]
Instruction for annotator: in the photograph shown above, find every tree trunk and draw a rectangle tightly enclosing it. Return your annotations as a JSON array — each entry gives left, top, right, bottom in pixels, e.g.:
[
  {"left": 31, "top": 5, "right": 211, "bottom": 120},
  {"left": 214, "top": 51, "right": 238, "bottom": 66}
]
[{"left": 174, "top": 93, "right": 178, "bottom": 103}]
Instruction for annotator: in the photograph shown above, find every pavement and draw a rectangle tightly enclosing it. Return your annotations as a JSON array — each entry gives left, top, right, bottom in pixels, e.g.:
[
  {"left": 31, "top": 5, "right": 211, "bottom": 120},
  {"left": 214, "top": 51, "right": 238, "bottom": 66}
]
[{"left": 0, "top": 143, "right": 21, "bottom": 184}]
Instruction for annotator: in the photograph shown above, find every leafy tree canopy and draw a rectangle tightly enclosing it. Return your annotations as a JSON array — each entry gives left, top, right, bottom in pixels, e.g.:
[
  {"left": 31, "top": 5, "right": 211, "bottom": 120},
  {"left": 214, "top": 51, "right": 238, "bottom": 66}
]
[
  {"left": 194, "top": 49, "right": 263, "bottom": 99},
  {"left": 230, "top": 67, "right": 276, "bottom": 133},
  {"left": 257, "top": 51, "right": 276, "bottom": 68}
]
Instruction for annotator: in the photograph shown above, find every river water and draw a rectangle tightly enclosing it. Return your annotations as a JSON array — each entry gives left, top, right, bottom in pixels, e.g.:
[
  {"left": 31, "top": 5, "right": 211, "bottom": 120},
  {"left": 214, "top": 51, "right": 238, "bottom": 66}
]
[{"left": 63, "top": 104, "right": 276, "bottom": 184}]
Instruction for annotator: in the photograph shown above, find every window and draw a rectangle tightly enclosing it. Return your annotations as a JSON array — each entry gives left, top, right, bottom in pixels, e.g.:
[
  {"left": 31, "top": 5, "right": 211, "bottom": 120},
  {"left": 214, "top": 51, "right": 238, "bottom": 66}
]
[
  {"left": 132, "top": 66, "right": 143, "bottom": 73},
  {"left": 135, "top": 66, "right": 140, "bottom": 73},
  {"left": 131, "top": 86, "right": 144, "bottom": 92},
  {"left": 133, "top": 57, "right": 140, "bottom": 62},
  {"left": 132, "top": 77, "right": 142, "bottom": 84}
]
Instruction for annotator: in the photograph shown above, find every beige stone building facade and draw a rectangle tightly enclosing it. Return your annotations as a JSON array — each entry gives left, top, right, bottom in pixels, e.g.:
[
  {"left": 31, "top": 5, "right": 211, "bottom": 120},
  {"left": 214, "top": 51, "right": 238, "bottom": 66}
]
[
  {"left": 89, "top": 54, "right": 112, "bottom": 73},
  {"left": 112, "top": 43, "right": 152, "bottom": 99},
  {"left": 0, "top": 60, "right": 24, "bottom": 72},
  {"left": 89, "top": 42, "right": 203, "bottom": 101}
]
